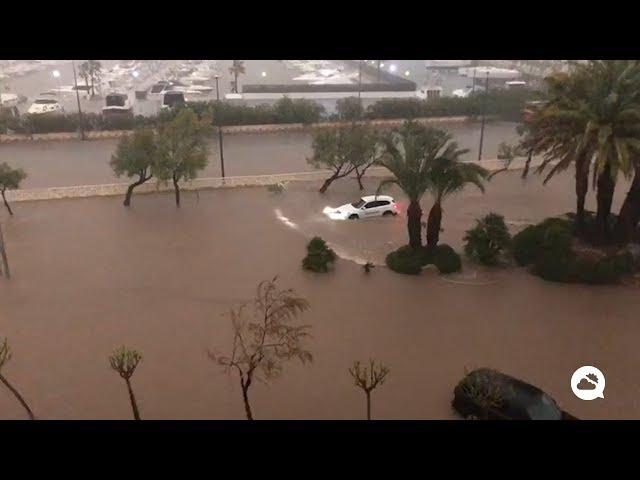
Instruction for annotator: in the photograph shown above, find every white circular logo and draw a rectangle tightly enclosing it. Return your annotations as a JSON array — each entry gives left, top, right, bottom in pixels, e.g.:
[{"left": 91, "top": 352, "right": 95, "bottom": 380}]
[{"left": 571, "top": 366, "right": 605, "bottom": 400}]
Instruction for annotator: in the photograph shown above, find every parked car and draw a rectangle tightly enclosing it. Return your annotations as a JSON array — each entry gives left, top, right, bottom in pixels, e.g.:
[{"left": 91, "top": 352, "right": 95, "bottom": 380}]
[
  {"left": 27, "top": 93, "right": 65, "bottom": 115},
  {"left": 323, "top": 195, "right": 399, "bottom": 220},
  {"left": 452, "top": 368, "right": 578, "bottom": 420}
]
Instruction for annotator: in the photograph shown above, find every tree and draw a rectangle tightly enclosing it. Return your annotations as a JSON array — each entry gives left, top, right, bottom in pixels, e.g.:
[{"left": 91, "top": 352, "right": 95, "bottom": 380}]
[
  {"left": 0, "top": 162, "right": 27, "bottom": 216},
  {"left": 350, "top": 124, "right": 381, "bottom": 190},
  {"left": 78, "top": 60, "right": 102, "bottom": 97},
  {"left": 425, "top": 150, "right": 488, "bottom": 250},
  {"left": 108, "top": 346, "right": 143, "bottom": 420},
  {"left": 209, "top": 277, "right": 311, "bottom": 420},
  {"left": 525, "top": 61, "right": 640, "bottom": 243},
  {"left": 110, "top": 129, "right": 157, "bottom": 207},
  {"left": 0, "top": 338, "right": 35, "bottom": 419},
  {"left": 348, "top": 359, "right": 389, "bottom": 420},
  {"left": 154, "top": 109, "right": 210, "bottom": 206},
  {"left": 613, "top": 158, "right": 640, "bottom": 244},
  {"left": 308, "top": 127, "right": 357, "bottom": 193},
  {"left": 376, "top": 122, "right": 456, "bottom": 249},
  {"left": 228, "top": 60, "right": 245, "bottom": 94},
  {"left": 336, "top": 96, "right": 364, "bottom": 122}
]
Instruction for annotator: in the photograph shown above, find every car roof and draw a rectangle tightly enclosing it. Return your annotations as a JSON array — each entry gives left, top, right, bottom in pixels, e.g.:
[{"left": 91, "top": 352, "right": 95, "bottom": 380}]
[{"left": 361, "top": 195, "right": 393, "bottom": 202}]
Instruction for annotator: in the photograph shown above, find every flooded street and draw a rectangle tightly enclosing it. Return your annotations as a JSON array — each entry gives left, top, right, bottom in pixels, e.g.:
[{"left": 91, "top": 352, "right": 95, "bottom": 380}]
[
  {"left": 2, "top": 121, "right": 520, "bottom": 188},
  {"left": 1, "top": 170, "right": 638, "bottom": 420}
]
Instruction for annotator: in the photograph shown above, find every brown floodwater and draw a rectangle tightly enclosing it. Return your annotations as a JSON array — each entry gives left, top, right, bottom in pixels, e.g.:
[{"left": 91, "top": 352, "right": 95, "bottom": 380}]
[
  {"left": 1, "top": 121, "right": 520, "bottom": 189},
  {"left": 0, "top": 170, "right": 639, "bottom": 419}
]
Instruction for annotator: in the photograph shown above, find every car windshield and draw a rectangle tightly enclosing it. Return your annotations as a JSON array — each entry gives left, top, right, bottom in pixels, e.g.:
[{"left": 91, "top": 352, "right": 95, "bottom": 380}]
[{"left": 351, "top": 199, "right": 365, "bottom": 208}]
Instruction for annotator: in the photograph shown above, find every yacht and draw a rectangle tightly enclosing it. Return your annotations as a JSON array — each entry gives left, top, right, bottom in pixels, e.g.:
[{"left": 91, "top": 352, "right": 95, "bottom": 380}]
[
  {"left": 102, "top": 92, "right": 132, "bottom": 115},
  {"left": 27, "top": 93, "right": 65, "bottom": 115}
]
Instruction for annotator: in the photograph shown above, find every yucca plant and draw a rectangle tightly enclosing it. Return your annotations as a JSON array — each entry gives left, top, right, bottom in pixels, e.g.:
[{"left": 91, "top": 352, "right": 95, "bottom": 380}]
[{"left": 463, "top": 213, "right": 512, "bottom": 266}]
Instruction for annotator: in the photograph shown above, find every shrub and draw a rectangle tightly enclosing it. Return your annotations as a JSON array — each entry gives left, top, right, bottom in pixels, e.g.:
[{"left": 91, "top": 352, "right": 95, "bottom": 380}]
[
  {"left": 512, "top": 225, "right": 543, "bottom": 266},
  {"left": 302, "top": 236, "right": 336, "bottom": 272},
  {"left": 463, "top": 213, "right": 511, "bottom": 266},
  {"left": 385, "top": 245, "right": 425, "bottom": 275},
  {"left": 432, "top": 244, "right": 462, "bottom": 274}
]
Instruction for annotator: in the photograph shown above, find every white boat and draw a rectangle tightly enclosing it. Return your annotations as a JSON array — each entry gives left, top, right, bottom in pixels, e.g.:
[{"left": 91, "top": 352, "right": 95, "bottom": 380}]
[
  {"left": 416, "top": 85, "right": 443, "bottom": 100},
  {"left": 0, "top": 93, "right": 19, "bottom": 107},
  {"left": 102, "top": 92, "right": 132, "bottom": 115},
  {"left": 27, "top": 93, "right": 65, "bottom": 115},
  {"left": 459, "top": 66, "right": 522, "bottom": 79}
]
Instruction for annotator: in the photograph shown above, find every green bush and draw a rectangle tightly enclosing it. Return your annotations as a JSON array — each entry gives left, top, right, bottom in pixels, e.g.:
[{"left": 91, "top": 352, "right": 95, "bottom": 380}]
[
  {"left": 302, "top": 236, "right": 337, "bottom": 273},
  {"left": 512, "top": 225, "right": 543, "bottom": 266},
  {"left": 432, "top": 244, "right": 462, "bottom": 274},
  {"left": 385, "top": 245, "right": 426, "bottom": 275},
  {"left": 463, "top": 213, "right": 511, "bottom": 266},
  {"left": 513, "top": 216, "right": 631, "bottom": 284}
]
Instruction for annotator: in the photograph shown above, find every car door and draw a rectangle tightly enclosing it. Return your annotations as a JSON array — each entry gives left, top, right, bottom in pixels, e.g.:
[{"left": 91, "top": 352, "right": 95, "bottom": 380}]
[{"left": 362, "top": 201, "right": 382, "bottom": 217}]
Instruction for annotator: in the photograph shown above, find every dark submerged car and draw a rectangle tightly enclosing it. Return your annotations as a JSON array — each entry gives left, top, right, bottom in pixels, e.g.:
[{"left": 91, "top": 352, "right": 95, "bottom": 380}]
[{"left": 452, "top": 368, "right": 577, "bottom": 420}]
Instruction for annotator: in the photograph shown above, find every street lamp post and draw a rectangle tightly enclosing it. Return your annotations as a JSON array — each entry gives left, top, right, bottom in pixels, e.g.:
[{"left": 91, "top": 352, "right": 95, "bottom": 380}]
[
  {"left": 358, "top": 60, "right": 362, "bottom": 102},
  {"left": 477, "top": 71, "right": 490, "bottom": 162},
  {"left": 71, "top": 60, "right": 85, "bottom": 141},
  {"left": 214, "top": 75, "right": 225, "bottom": 179}
]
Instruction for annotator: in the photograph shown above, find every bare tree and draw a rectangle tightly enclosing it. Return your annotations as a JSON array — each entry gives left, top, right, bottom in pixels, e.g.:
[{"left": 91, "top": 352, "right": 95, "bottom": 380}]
[
  {"left": 0, "top": 338, "right": 35, "bottom": 419},
  {"left": 108, "top": 346, "right": 143, "bottom": 420},
  {"left": 209, "top": 277, "right": 312, "bottom": 420},
  {"left": 349, "top": 359, "right": 389, "bottom": 420}
]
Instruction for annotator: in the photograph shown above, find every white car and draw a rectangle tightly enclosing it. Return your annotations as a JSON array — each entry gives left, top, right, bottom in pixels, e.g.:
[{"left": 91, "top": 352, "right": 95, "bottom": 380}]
[
  {"left": 27, "top": 94, "right": 65, "bottom": 115},
  {"left": 323, "top": 195, "right": 399, "bottom": 220}
]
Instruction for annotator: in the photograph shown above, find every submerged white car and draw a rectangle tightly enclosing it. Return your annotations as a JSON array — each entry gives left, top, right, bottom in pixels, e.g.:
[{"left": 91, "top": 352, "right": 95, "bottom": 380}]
[{"left": 323, "top": 195, "right": 399, "bottom": 220}]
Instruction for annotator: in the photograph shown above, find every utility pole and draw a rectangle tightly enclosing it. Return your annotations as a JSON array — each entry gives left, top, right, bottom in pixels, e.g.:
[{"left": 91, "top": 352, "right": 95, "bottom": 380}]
[
  {"left": 358, "top": 60, "right": 363, "bottom": 102},
  {"left": 0, "top": 222, "right": 10, "bottom": 279},
  {"left": 214, "top": 75, "right": 226, "bottom": 179},
  {"left": 477, "top": 71, "right": 489, "bottom": 162},
  {"left": 72, "top": 60, "right": 85, "bottom": 141}
]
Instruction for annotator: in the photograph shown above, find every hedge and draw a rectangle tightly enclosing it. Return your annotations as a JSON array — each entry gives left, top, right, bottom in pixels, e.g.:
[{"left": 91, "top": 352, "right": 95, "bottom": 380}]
[{"left": 1, "top": 89, "right": 534, "bottom": 135}]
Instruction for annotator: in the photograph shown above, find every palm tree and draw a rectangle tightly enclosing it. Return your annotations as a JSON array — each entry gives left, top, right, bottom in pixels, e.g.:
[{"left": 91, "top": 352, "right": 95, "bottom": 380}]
[
  {"left": 377, "top": 122, "right": 457, "bottom": 249},
  {"left": 526, "top": 61, "right": 640, "bottom": 243},
  {"left": 228, "top": 60, "right": 245, "bottom": 94},
  {"left": 425, "top": 152, "right": 488, "bottom": 250}
]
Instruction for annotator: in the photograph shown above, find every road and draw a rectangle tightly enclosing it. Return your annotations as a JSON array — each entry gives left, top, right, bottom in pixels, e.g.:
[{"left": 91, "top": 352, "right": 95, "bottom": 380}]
[{"left": 1, "top": 121, "right": 521, "bottom": 189}]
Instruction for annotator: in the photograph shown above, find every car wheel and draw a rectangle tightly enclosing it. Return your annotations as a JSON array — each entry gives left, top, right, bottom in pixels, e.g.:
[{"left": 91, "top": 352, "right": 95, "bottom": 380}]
[
  {"left": 383, "top": 211, "right": 394, "bottom": 216},
  {"left": 348, "top": 214, "right": 359, "bottom": 220}
]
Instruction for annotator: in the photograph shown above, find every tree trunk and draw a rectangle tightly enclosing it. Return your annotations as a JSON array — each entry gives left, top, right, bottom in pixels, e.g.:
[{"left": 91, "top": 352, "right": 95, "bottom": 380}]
[
  {"left": 234, "top": 73, "right": 238, "bottom": 93},
  {"left": 354, "top": 166, "right": 364, "bottom": 190},
  {"left": 407, "top": 199, "right": 423, "bottom": 249},
  {"left": 0, "top": 222, "right": 9, "bottom": 279},
  {"left": 366, "top": 391, "right": 371, "bottom": 420},
  {"left": 521, "top": 150, "right": 533, "bottom": 179},
  {"left": 596, "top": 164, "right": 615, "bottom": 243},
  {"left": 1, "top": 189, "right": 13, "bottom": 216},
  {"left": 613, "top": 166, "right": 640, "bottom": 245},
  {"left": 0, "top": 374, "right": 35, "bottom": 420},
  {"left": 173, "top": 175, "right": 181, "bottom": 207},
  {"left": 426, "top": 201, "right": 442, "bottom": 250},
  {"left": 125, "top": 378, "right": 141, "bottom": 420},
  {"left": 241, "top": 378, "right": 253, "bottom": 420},
  {"left": 319, "top": 173, "right": 338, "bottom": 194},
  {"left": 124, "top": 174, "right": 151, "bottom": 207},
  {"left": 575, "top": 158, "right": 589, "bottom": 234}
]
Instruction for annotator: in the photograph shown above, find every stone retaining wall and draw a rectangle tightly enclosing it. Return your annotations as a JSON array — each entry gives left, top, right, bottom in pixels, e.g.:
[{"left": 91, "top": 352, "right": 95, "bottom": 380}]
[
  {"left": 0, "top": 116, "right": 472, "bottom": 143},
  {"left": 6, "top": 158, "right": 537, "bottom": 204}
]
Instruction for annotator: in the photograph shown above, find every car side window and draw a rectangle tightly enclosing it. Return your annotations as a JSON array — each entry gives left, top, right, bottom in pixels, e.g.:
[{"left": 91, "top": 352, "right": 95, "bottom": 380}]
[
  {"left": 364, "top": 202, "right": 377, "bottom": 209},
  {"left": 378, "top": 201, "right": 390, "bottom": 207}
]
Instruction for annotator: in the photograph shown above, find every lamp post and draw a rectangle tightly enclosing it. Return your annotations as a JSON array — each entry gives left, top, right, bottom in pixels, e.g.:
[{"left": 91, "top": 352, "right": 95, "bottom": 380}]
[
  {"left": 71, "top": 60, "right": 85, "bottom": 141},
  {"left": 214, "top": 74, "right": 225, "bottom": 179},
  {"left": 52, "top": 69, "right": 61, "bottom": 96},
  {"left": 477, "top": 70, "right": 490, "bottom": 162}
]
